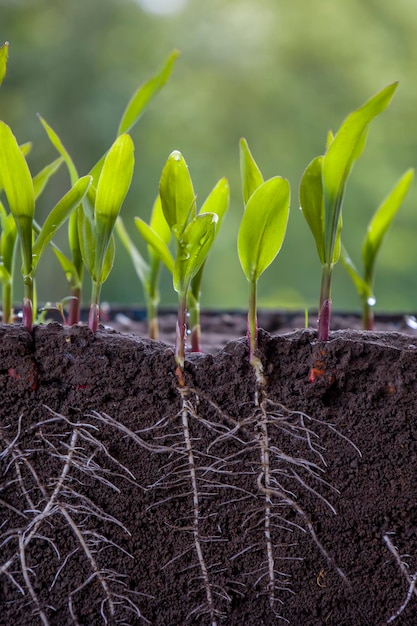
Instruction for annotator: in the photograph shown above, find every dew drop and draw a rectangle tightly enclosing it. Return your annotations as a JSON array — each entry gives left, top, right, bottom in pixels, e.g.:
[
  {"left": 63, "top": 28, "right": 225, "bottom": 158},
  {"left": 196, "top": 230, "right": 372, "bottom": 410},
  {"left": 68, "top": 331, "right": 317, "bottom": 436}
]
[{"left": 367, "top": 296, "right": 376, "bottom": 307}]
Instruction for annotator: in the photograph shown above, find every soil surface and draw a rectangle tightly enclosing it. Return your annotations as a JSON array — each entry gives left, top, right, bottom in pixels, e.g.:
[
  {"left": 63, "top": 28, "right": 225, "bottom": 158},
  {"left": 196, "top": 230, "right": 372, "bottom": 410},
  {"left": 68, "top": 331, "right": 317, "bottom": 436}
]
[{"left": 1, "top": 312, "right": 417, "bottom": 625}]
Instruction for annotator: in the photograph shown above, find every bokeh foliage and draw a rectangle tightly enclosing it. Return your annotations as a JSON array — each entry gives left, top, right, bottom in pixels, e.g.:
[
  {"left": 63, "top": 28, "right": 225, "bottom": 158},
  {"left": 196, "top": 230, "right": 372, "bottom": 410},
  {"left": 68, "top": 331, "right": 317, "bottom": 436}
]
[{"left": 0, "top": 0, "right": 416, "bottom": 312}]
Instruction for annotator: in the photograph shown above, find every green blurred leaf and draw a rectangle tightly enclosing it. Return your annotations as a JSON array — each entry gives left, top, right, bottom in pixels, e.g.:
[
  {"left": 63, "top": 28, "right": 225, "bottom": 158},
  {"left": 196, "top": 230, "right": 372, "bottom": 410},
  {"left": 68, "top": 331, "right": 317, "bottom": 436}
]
[
  {"left": 340, "top": 244, "right": 371, "bottom": 300},
  {"left": 322, "top": 82, "right": 398, "bottom": 263},
  {"left": 32, "top": 157, "right": 64, "bottom": 199},
  {"left": 38, "top": 115, "right": 79, "bottom": 185},
  {"left": 159, "top": 150, "right": 196, "bottom": 237},
  {"left": 32, "top": 175, "right": 92, "bottom": 273},
  {"left": 173, "top": 213, "right": 217, "bottom": 295},
  {"left": 116, "top": 216, "right": 149, "bottom": 287},
  {"left": 118, "top": 49, "right": 179, "bottom": 136},
  {"left": 20, "top": 142, "right": 32, "bottom": 157},
  {"left": 135, "top": 216, "right": 174, "bottom": 274},
  {"left": 238, "top": 176, "right": 290, "bottom": 282},
  {"left": 0, "top": 42, "right": 8, "bottom": 87},
  {"left": 0, "top": 121, "right": 35, "bottom": 276},
  {"left": 362, "top": 168, "right": 414, "bottom": 281},
  {"left": 239, "top": 138, "right": 264, "bottom": 205}
]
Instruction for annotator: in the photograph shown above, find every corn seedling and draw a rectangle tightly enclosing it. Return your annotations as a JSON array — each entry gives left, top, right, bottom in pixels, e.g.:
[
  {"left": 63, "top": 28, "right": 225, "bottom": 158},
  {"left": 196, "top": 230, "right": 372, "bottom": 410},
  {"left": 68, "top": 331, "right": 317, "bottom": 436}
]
[
  {"left": 341, "top": 168, "right": 414, "bottom": 330},
  {"left": 38, "top": 50, "right": 179, "bottom": 326},
  {"left": 136, "top": 150, "right": 226, "bottom": 367},
  {"left": 300, "top": 82, "right": 398, "bottom": 340},
  {"left": 0, "top": 121, "right": 91, "bottom": 330},
  {"left": 116, "top": 194, "right": 172, "bottom": 339},
  {"left": 238, "top": 138, "right": 290, "bottom": 371},
  {"left": 78, "top": 133, "right": 135, "bottom": 331}
]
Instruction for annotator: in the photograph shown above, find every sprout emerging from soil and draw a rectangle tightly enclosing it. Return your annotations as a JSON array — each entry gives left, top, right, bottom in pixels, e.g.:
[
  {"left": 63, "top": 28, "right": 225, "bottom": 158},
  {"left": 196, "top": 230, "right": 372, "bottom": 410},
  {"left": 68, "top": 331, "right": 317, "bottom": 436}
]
[
  {"left": 38, "top": 50, "right": 179, "bottom": 326},
  {"left": 79, "top": 134, "right": 135, "bottom": 332},
  {"left": 238, "top": 138, "right": 290, "bottom": 368},
  {"left": 145, "top": 150, "right": 228, "bottom": 366},
  {"left": 300, "top": 82, "right": 398, "bottom": 340},
  {"left": 0, "top": 121, "right": 91, "bottom": 330},
  {"left": 341, "top": 168, "right": 414, "bottom": 330}
]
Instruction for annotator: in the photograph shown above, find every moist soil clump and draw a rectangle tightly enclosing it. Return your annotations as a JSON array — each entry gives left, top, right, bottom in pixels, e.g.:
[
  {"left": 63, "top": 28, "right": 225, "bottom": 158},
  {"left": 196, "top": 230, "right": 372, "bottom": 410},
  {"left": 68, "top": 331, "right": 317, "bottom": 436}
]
[{"left": 1, "top": 318, "right": 417, "bottom": 625}]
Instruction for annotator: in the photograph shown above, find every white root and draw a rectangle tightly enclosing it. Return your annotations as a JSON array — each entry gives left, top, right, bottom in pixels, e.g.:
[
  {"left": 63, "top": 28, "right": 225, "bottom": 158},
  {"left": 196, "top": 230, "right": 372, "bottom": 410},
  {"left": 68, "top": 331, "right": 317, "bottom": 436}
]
[
  {"left": 384, "top": 533, "right": 417, "bottom": 623},
  {"left": 0, "top": 410, "right": 151, "bottom": 624}
]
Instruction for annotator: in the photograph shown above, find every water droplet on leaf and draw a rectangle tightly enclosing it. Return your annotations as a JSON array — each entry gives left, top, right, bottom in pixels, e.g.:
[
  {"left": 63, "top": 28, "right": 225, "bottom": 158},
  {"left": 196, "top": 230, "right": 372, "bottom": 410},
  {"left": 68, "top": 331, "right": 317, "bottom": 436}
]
[{"left": 367, "top": 296, "right": 376, "bottom": 307}]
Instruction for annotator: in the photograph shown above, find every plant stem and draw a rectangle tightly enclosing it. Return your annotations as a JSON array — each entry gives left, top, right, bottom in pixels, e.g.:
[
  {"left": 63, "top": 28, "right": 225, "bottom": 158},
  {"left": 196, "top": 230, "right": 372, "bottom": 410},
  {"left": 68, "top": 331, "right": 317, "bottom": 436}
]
[
  {"left": 22, "top": 276, "right": 33, "bottom": 331},
  {"left": 68, "top": 286, "right": 81, "bottom": 326},
  {"left": 362, "top": 297, "right": 374, "bottom": 331},
  {"left": 88, "top": 281, "right": 101, "bottom": 332},
  {"left": 2, "top": 282, "right": 13, "bottom": 324},
  {"left": 189, "top": 296, "right": 201, "bottom": 352},
  {"left": 175, "top": 292, "right": 188, "bottom": 368},
  {"left": 318, "top": 264, "right": 333, "bottom": 341},
  {"left": 248, "top": 278, "right": 258, "bottom": 364}
]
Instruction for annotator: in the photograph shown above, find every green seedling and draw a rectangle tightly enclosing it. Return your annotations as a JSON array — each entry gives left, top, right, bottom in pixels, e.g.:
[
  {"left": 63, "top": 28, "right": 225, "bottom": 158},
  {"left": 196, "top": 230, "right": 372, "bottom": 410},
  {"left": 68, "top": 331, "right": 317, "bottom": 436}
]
[
  {"left": 238, "top": 138, "right": 290, "bottom": 370},
  {"left": 300, "top": 82, "right": 398, "bottom": 340},
  {"left": 79, "top": 133, "right": 135, "bottom": 332},
  {"left": 0, "top": 121, "right": 91, "bottom": 330},
  {"left": 341, "top": 168, "right": 414, "bottom": 330},
  {"left": 135, "top": 155, "right": 228, "bottom": 355},
  {"left": 155, "top": 150, "right": 219, "bottom": 369},
  {"left": 116, "top": 194, "right": 172, "bottom": 339},
  {"left": 39, "top": 50, "right": 179, "bottom": 325}
]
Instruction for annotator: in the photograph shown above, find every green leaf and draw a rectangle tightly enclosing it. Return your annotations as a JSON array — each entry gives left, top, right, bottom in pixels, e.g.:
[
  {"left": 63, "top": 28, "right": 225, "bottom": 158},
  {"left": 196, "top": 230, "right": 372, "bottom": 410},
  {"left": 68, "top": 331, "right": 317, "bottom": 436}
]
[
  {"left": 38, "top": 115, "right": 79, "bottom": 184},
  {"left": 340, "top": 244, "right": 371, "bottom": 300},
  {"left": 239, "top": 138, "right": 264, "bottom": 205},
  {"left": 20, "top": 142, "right": 32, "bottom": 157},
  {"left": 199, "top": 177, "right": 230, "bottom": 230},
  {"left": 362, "top": 168, "right": 414, "bottom": 282},
  {"left": 116, "top": 217, "right": 149, "bottom": 288},
  {"left": 299, "top": 155, "right": 325, "bottom": 264},
  {"left": 32, "top": 175, "right": 92, "bottom": 273},
  {"left": 159, "top": 150, "right": 196, "bottom": 238},
  {"left": 32, "top": 157, "right": 64, "bottom": 199},
  {"left": 0, "top": 42, "right": 9, "bottom": 87},
  {"left": 322, "top": 82, "right": 398, "bottom": 263},
  {"left": 150, "top": 195, "right": 171, "bottom": 245},
  {"left": 0, "top": 211, "right": 17, "bottom": 273},
  {"left": 94, "top": 134, "right": 135, "bottom": 281},
  {"left": 135, "top": 216, "right": 174, "bottom": 274},
  {"left": 98, "top": 233, "right": 115, "bottom": 284},
  {"left": 238, "top": 176, "right": 290, "bottom": 282},
  {"left": 173, "top": 213, "right": 217, "bottom": 295},
  {"left": 118, "top": 49, "right": 179, "bottom": 136},
  {"left": 77, "top": 206, "right": 95, "bottom": 277},
  {"left": 0, "top": 122, "right": 35, "bottom": 276}
]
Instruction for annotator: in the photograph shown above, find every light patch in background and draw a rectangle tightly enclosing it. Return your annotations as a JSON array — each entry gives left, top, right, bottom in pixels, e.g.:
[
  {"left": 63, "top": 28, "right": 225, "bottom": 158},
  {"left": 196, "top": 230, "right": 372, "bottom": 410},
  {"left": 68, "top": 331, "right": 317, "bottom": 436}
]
[{"left": 135, "top": 0, "right": 187, "bottom": 16}]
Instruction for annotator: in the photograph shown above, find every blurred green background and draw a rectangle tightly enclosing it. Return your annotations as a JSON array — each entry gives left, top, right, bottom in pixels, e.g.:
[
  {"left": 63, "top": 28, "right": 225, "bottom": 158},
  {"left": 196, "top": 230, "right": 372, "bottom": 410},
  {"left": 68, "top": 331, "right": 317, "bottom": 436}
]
[{"left": 0, "top": 0, "right": 416, "bottom": 313}]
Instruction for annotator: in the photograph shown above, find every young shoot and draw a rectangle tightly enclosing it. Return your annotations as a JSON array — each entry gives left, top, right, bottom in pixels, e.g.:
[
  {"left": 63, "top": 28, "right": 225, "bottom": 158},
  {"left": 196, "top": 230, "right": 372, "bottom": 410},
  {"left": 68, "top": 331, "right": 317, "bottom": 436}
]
[
  {"left": 238, "top": 138, "right": 290, "bottom": 370},
  {"left": 38, "top": 50, "right": 179, "bottom": 325},
  {"left": 78, "top": 134, "right": 135, "bottom": 332},
  {"left": 156, "top": 150, "right": 220, "bottom": 370},
  {"left": 0, "top": 122, "right": 91, "bottom": 330},
  {"left": 135, "top": 154, "right": 228, "bottom": 356},
  {"left": 341, "top": 168, "right": 414, "bottom": 330},
  {"left": 115, "top": 194, "right": 172, "bottom": 339},
  {"left": 300, "top": 82, "right": 398, "bottom": 340}
]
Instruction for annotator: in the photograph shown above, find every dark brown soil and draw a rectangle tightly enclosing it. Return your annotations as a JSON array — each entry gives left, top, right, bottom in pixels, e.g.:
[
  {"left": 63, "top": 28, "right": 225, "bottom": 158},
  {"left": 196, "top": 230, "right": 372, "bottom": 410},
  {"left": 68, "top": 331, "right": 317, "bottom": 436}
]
[{"left": 1, "top": 314, "right": 417, "bottom": 625}]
